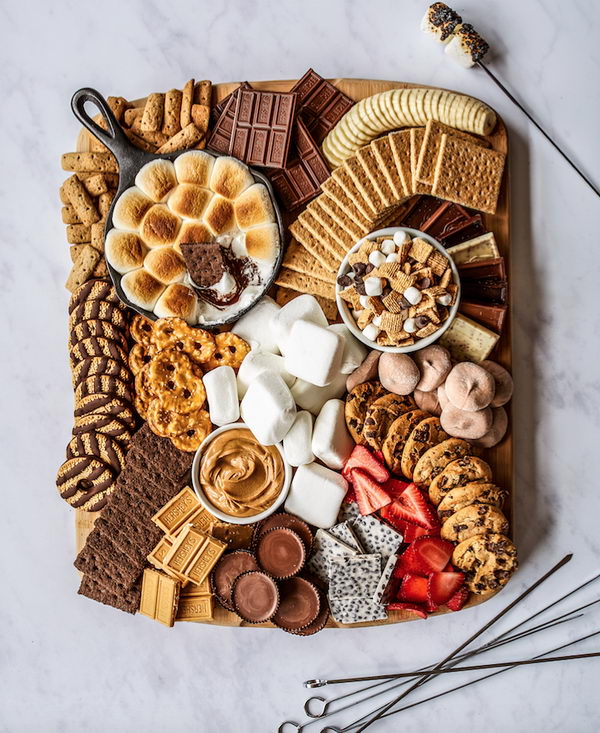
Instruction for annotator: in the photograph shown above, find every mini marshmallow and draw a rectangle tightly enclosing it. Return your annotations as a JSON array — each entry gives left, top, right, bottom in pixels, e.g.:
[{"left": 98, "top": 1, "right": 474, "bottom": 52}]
[
  {"left": 273, "top": 294, "right": 328, "bottom": 354},
  {"left": 393, "top": 230, "right": 411, "bottom": 246},
  {"left": 312, "top": 399, "right": 354, "bottom": 470},
  {"left": 404, "top": 318, "right": 417, "bottom": 334},
  {"left": 283, "top": 411, "right": 314, "bottom": 467},
  {"left": 240, "top": 372, "right": 296, "bottom": 445},
  {"left": 380, "top": 239, "right": 396, "bottom": 255},
  {"left": 372, "top": 315, "right": 382, "bottom": 327},
  {"left": 352, "top": 309, "right": 363, "bottom": 320},
  {"left": 237, "top": 350, "right": 296, "bottom": 398},
  {"left": 359, "top": 295, "right": 370, "bottom": 308},
  {"left": 284, "top": 462, "right": 348, "bottom": 529},
  {"left": 291, "top": 372, "right": 347, "bottom": 415},
  {"left": 328, "top": 323, "right": 368, "bottom": 375},
  {"left": 284, "top": 321, "right": 344, "bottom": 387},
  {"left": 404, "top": 286, "right": 422, "bottom": 305},
  {"left": 368, "top": 250, "right": 386, "bottom": 267},
  {"left": 386, "top": 253, "right": 399, "bottom": 263},
  {"left": 231, "top": 296, "right": 281, "bottom": 354},
  {"left": 203, "top": 366, "right": 239, "bottom": 426},
  {"left": 437, "top": 293, "right": 452, "bottom": 306},
  {"left": 364, "top": 277, "right": 383, "bottom": 296},
  {"left": 362, "top": 323, "right": 380, "bottom": 341}
]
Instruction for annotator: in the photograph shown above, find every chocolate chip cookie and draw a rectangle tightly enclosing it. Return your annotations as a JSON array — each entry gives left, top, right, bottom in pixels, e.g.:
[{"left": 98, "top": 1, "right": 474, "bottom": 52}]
[
  {"left": 428, "top": 456, "right": 493, "bottom": 505},
  {"left": 400, "top": 416, "right": 449, "bottom": 479},
  {"left": 345, "top": 381, "right": 387, "bottom": 444},
  {"left": 362, "top": 393, "right": 416, "bottom": 450},
  {"left": 412, "top": 438, "right": 472, "bottom": 487},
  {"left": 382, "top": 409, "right": 429, "bottom": 475},
  {"left": 452, "top": 533, "right": 518, "bottom": 594},
  {"left": 437, "top": 482, "right": 507, "bottom": 521},
  {"left": 441, "top": 504, "right": 509, "bottom": 544}
]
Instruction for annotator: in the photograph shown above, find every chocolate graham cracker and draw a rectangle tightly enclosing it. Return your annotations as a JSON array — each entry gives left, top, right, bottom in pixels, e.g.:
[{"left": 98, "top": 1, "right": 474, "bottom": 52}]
[{"left": 180, "top": 242, "right": 227, "bottom": 287}]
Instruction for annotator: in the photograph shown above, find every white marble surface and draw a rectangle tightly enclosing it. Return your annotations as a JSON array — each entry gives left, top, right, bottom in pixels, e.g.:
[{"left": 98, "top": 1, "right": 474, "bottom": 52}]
[{"left": 1, "top": 0, "right": 600, "bottom": 730}]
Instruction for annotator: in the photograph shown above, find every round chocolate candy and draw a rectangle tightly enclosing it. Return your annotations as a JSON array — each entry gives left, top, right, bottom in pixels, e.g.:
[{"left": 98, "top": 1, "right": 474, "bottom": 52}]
[
  {"left": 252, "top": 513, "right": 313, "bottom": 554},
  {"left": 231, "top": 571, "right": 280, "bottom": 624},
  {"left": 273, "top": 577, "right": 321, "bottom": 631},
  {"left": 255, "top": 527, "right": 306, "bottom": 580},
  {"left": 210, "top": 550, "right": 259, "bottom": 611}
]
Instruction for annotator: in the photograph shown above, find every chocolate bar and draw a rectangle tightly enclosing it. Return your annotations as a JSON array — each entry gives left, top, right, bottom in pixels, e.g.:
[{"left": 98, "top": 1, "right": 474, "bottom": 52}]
[
  {"left": 207, "top": 92, "right": 238, "bottom": 154},
  {"left": 459, "top": 300, "right": 507, "bottom": 333},
  {"left": 462, "top": 278, "right": 508, "bottom": 305},
  {"left": 230, "top": 89, "right": 297, "bottom": 168},
  {"left": 139, "top": 568, "right": 181, "bottom": 627},
  {"left": 211, "top": 81, "right": 252, "bottom": 125},
  {"left": 151, "top": 486, "right": 202, "bottom": 535},
  {"left": 400, "top": 196, "right": 484, "bottom": 246},
  {"left": 458, "top": 257, "right": 506, "bottom": 280},
  {"left": 290, "top": 68, "right": 354, "bottom": 144},
  {"left": 267, "top": 118, "right": 330, "bottom": 210},
  {"left": 162, "top": 525, "right": 226, "bottom": 586}
]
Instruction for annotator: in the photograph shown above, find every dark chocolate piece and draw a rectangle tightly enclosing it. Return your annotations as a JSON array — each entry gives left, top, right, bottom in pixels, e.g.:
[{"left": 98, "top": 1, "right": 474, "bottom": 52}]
[
  {"left": 230, "top": 89, "right": 297, "bottom": 168},
  {"left": 458, "top": 257, "right": 506, "bottom": 281},
  {"left": 180, "top": 241, "right": 227, "bottom": 288},
  {"left": 461, "top": 278, "right": 508, "bottom": 305},
  {"left": 290, "top": 68, "right": 354, "bottom": 144}
]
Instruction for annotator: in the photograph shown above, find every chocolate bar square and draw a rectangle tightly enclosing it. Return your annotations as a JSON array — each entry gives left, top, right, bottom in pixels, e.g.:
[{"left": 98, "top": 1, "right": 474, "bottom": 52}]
[{"left": 290, "top": 68, "right": 354, "bottom": 144}]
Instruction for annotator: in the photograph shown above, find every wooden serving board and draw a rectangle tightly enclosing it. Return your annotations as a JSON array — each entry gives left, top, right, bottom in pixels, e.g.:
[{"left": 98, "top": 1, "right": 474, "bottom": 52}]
[{"left": 74, "top": 78, "right": 511, "bottom": 628}]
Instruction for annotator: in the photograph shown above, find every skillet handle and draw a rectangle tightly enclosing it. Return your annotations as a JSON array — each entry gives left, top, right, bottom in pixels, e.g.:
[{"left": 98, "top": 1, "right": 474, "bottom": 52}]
[{"left": 71, "top": 87, "right": 131, "bottom": 163}]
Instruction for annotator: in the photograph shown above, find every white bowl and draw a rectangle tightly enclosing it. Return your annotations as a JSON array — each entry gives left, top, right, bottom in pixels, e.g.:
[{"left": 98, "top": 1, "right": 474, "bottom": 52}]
[
  {"left": 335, "top": 226, "right": 461, "bottom": 354},
  {"left": 191, "top": 423, "right": 292, "bottom": 525}
]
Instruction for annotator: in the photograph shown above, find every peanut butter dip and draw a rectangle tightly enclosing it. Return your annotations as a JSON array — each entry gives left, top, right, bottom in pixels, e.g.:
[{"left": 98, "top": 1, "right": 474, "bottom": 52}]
[{"left": 199, "top": 428, "right": 284, "bottom": 518}]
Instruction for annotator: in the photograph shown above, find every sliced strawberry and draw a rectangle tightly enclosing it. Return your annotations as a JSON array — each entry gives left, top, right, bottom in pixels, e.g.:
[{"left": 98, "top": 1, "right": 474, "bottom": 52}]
[
  {"left": 381, "top": 477, "right": 410, "bottom": 499},
  {"left": 403, "top": 523, "right": 432, "bottom": 542},
  {"left": 343, "top": 445, "right": 390, "bottom": 483},
  {"left": 393, "top": 556, "right": 409, "bottom": 579},
  {"left": 344, "top": 485, "right": 357, "bottom": 504},
  {"left": 386, "top": 602, "right": 428, "bottom": 619},
  {"left": 446, "top": 586, "right": 469, "bottom": 611},
  {"left": 399, "top": 573, "right": 429, "bottom": 603},
  {"left": 428, "top": 572, "right": 465, "bottom": 605},
  {"left": 379, "top": 484, "right": 439, "bottom": 529},
  {"left": 351, "top": 468, "right": 392, "bottom": 515},
  {"left": 425, "top": 598, "right": 440, "bottom": 614},
  {"left": 373, "top": 450, "right": 385, "bottom": 465},
  {"left": 443, "top": 562, "right": 455, "bottom": 572},
  {"left": 400, "top": 536, "right": 455, "bottom": 575}
]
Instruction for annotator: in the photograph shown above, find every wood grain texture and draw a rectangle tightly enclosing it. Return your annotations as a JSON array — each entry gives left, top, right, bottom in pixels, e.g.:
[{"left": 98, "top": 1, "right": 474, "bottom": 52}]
[{"left": 74, "top": 78, "right": 511, "bottom": 628}]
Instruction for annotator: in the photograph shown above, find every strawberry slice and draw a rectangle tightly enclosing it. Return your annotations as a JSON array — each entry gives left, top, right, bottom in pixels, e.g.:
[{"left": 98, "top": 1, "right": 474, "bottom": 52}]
[
  {"left": 373, "top": 450, "right": 385, "bottom": 465},
  {"left": 403, "top": 523, "right": 432, "bottom": 542},
  {"left": 446, "top": 586, "right": 469, "bottom": 611},
  {"left": 428, "top": 572, "right": 465, "bottom": 605},
  {"left": 379, "top": 484, "right": 439, "bottom": 529},
  {"left": 386, "top": 602, "right": 428, "bottom": 619},
  {"left": 351, "top": 468, "right": 392, "bottom": 515},
  {"left": 399, "top": 574, "right": 429, "bottom": 603},
  {"left": 344, "top": 485, "right": 357, "bottom": 503},
  {"left": 425, "top": 598, "right": 440, "bottom": 614},
  {"left": 380, "top": 477, "right": 410, "bottom": 499},
  {"left": 400, "top": 536, "right": 455, "bottom": 575},
  {"left": 343, "top": 445, "right": 390, "bottom": 483}
]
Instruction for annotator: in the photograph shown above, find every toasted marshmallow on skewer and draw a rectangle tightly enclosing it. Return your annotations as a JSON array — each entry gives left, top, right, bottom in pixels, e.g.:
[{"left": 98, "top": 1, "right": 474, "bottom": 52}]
[
  {"left": 420, "top": 2, "right": 462, "bottom": 44},
  {"left": 445, "top": 23, "right": 490, "bottom": 68}
]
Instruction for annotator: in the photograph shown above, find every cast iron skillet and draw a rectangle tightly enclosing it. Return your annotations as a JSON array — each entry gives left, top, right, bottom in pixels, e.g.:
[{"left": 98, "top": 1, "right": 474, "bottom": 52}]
[{"left": 71, "top": 87, "right": 286, "bottom": 328}]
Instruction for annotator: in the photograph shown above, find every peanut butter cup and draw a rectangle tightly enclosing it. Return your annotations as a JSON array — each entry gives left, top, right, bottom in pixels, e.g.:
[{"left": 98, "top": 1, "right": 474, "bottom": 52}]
[
  {"left": 231, "top": 571, "right": 280, "bottom": 624},
  {"left": 273, "top": 577, "right": 320, "bottom": 631},
  {"left": 255, "top": 527, "right": 306, "bottom": 580},
  {"left": 210, "top": 550, "right": 259, "bottom": 611},
  {"left": 252, "top": 513, "right": 313, "bottom": 554}
]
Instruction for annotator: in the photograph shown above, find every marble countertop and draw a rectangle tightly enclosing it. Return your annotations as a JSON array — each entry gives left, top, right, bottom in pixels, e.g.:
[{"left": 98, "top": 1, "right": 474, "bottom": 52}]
[{"left": 2, "top": 0, "right": 599, "bottom": 730}]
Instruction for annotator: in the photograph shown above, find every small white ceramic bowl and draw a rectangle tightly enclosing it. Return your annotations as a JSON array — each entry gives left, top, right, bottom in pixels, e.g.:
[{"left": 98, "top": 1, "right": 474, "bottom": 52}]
[
  {"left": 335, "top": 226, "right": 461, "bottom": 354},
  {"left": 191, "top": 423, "right": 292, "bottom": 525}
]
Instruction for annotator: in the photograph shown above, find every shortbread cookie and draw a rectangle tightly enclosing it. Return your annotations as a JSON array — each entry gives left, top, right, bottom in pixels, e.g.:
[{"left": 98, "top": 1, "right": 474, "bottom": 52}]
[
  {"left": 69, "top": 319, "right": 127, "bottom": 350},
  {"left": 345, "top": 381, "right": 387, "bottom": 444},
  {"left": 69, "top": 299, "right": 128, "bottom": 330},
  {"left": 71, "top": 357, "right": 132, "bottom": 389},
  {"left": 70, "top": 337, "right": 128, "bottom": 367},
  {"left": 68, "top": 279, "right": 121, "bottom": 314},
  {"left": 428, "top": 456, "right": 492, "bottom": 505},
  {"left": 74, "top": 394, "right": 137, "bottom": 430},
  {"left": 437, "top": 482, "right": 507, "bottom": 522},
  {"left": 382, "top": 409, "right": 429, "bottom": 475},
  {"left": 452, "top": 533, "right": 518, "bottom": 594},
  {"left": 400, "top": 416, "right": 449, "bottom": 479},
  {"left": 56, "top": 455, "right": 116, "bottom": 510},
  {"left": 67, "top": 431, "right": 126, "bottom": 472},
  {"left": 441, "top": 504, "right": 509, "bottom": 544},
  {"left": 412, "top": 438, "right": 471, "bottom": 487},
  {"left": 74, "top": 375, "right": 134, "bottom": 405},
  {"left": 362, "top": 393, "right": 416, "bottom": 450},
  {"left": 72, "top": 413, "right": 133, "bottom": 446}
]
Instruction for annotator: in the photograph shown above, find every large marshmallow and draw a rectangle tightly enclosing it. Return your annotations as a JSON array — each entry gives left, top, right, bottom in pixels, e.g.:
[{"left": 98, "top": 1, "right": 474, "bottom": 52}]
[
  {"left": 273, "top": 294, "right": 328, "bottom": 354},
  {"left": 237, "top": 350, "right": 296, "bottom": 399},
  {"left": 328, "top": 323, "right": 368, "bottom": 375},
  {"left": 283, "top": 410, "right": 314, "bottom": 467},
  {"left": 291, "top": 372, "right": 347, "bottom": 415},
  {"left": 240, "top": 371, "right": 296, "bottom": 445},
  {"left": 284, "top": 321, "right": 344, "bottom": 387},
  {"left": 284, "top": 462, "right": 348, "bottom": 529},
  {"left": 312, "top": 399, "right": 354, "bottom": 470},
  {"left": 203, "top": 366, "right": 239, "bottom": 426},
  {"left": 231, "top": 296, "right": 281, "bottom": 354}
]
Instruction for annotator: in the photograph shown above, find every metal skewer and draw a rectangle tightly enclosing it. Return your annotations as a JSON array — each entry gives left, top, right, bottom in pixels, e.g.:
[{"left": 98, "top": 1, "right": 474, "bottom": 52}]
[{"left": 477, "top": 61, "right": 600, "bottom": 198}]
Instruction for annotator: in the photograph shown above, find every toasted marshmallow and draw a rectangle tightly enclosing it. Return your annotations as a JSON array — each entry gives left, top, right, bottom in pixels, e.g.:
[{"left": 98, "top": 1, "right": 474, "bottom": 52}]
[
  {"left": 121, "top": 268, "right": 165, "bottom": 311},
  {"left": 445, "top": 23, "right": 489, "bottom": 68},
  {"left": 420, "top": 2, "right": 462, "bottom": 44},
  {"left": 244, "top": 223, "right": 279, "bottom": 261},
  {"left": 233, "top": 183, "right": 275, "bottom": 230},
  {"left": 209, "top": 156, "right": 254, "bottom": 200},
  {"left": 140, "top": 204, "right": 181, "bottom": 248},
  {"left": 111, "top": 186, "right": 153, "bottom": 231},
  {"left": 104, "top": 230, "right": 146, "bottom": 274},
  {"left": 143, "top": 246, "right": 186, "bottom": 284},
  {"left": 203, "top": 195, "right": 236, "bottom": 236},
  {"left": 175, "top": 221, "right": 215, "bottom": 255},
  {"left": 153, "top": 283, "right": 198, "bottom": 323},
  {"left": 135, "top": 159, "right": 177, "bottom": 202},
  {"left": 167, "top": 183, "right": 213, "bottom": 220},
  {"left": 174, "top": 150, "right": 215, "bottom": 187}
]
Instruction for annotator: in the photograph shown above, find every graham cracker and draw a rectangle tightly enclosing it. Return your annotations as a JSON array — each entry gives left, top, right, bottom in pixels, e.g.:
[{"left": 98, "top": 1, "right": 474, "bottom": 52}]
[
  {"left": 318, "top": 189, "right": 370, "bottom": 239},
  {"left": 65, "top": 244, "right": 101, "bottom": 292},
  {"left": 141, "top": 93, "right": 164, "bottom": 133},
  {"left": 308, "top": 197, "right": 356, "bottom": 251},
  {"left": 370, "top": 136, "right": 405, "bottom": 201},
  {"left": 355, "top": 145, "right": 397, "bottom": 208},
  {"left": 61, "top": 152, "right": 118, "bottom": 173},
  {"left": 275, "top": 286, "right": 338, "bottom": 322},
  {"left": 388, "top": 130, "right": 413, "bottom": 197},
  {"left": 289, "top": 218, "right": 342, "bottom": 271},
  {"left": 162, "top": 89, "right": 183, "bottom": 137},
  {"left": 283, "top": 240, "right": 337, "bottom": 284},
  {"left": 298, "top": 209, "right": 346, "bottom": 261},
  {"left": 432, "top": 134, "right": 506, "bottom": 214},
  {"left": 332, "top": 164, "right": 377, "bottom": 221},
  {"left": 416, "top": 119, "right": 488, "bottom": 185},
  {"left": 410, "top": 128, "right": 431, "bottom": 195},
  {"left": 343, "top": 156, "right": 384, "bottom": 214},
  {"left": 156, "top": 123, "right": 203, "bottom": 154},
  {"left": 275, "top": 267, "right": 336, "bottom": 301}
]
